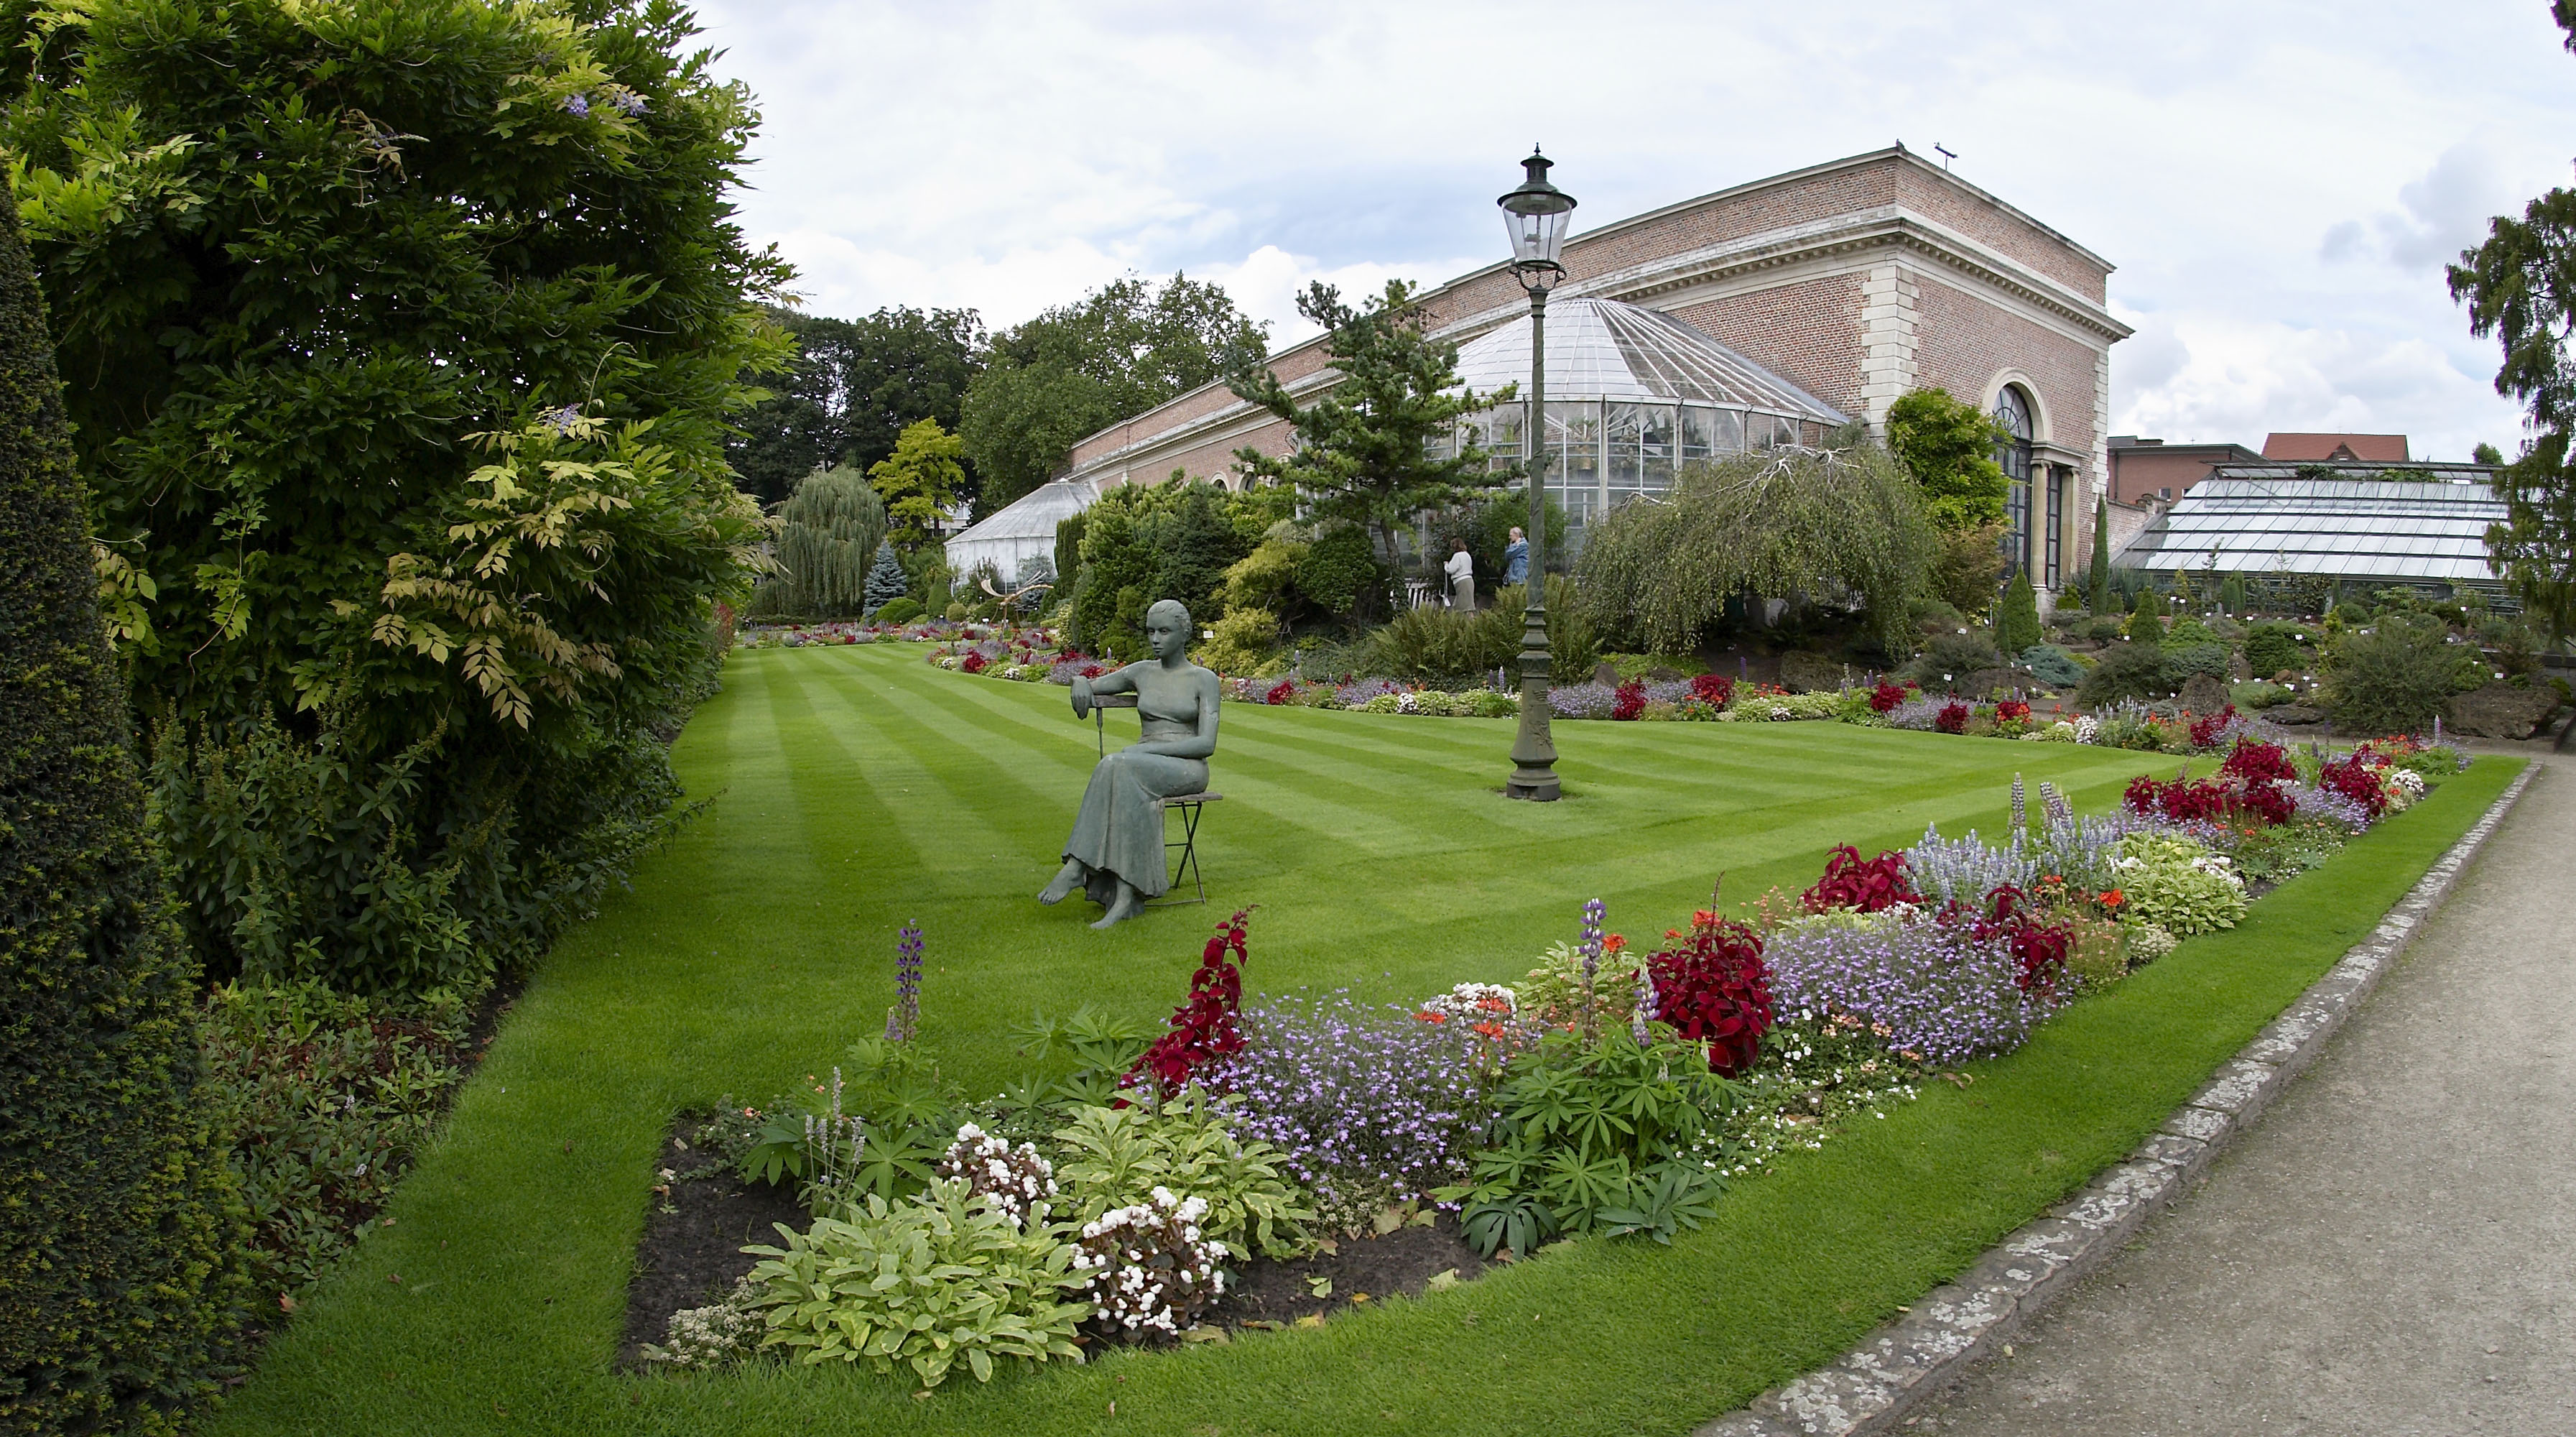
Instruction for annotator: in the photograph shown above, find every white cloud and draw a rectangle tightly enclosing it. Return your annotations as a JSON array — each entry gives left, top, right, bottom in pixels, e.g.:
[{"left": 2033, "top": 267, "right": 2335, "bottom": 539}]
[{"left": 692, "top": 0, "right": 2575, "bottom": 454}]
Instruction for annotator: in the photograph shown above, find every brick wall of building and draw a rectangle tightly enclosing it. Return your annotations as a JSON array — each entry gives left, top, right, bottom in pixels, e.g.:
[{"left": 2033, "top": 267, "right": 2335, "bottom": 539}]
[
  {"left": 1892, "top": 165, "right": 2108, "bottom": 300},
  {"left": 1667, "top": 274, "right": 1868, "bottom": 418},
  {"left": 1911, "top": 277, "right": 2100, "bottom": 460}
]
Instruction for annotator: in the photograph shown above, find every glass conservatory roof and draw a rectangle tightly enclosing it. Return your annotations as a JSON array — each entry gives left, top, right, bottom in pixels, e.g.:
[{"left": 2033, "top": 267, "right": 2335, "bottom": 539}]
[
  {"left": 1447, "top": 298, "right": 1847, "bottom": 425},
  {"left": 2116, "top": 471, "right": 2506, "bottom": 584}
]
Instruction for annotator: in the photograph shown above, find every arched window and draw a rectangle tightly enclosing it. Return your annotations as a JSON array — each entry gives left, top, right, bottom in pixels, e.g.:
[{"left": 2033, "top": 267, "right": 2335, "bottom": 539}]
[{"left": 1994, "top": 386, "right": 2035, "bottom": 576}]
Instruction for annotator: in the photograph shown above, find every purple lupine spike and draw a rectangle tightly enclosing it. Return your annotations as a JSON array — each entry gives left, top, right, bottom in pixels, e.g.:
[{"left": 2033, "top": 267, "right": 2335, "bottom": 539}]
[{"left": 888, "top": 922, "right": 924, "bottom": 1042}]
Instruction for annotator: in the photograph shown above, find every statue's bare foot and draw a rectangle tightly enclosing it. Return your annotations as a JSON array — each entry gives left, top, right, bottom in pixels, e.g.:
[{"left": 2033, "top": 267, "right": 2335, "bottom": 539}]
[
  {"left": 1089, "top": 882, "right": 1144, "bottom": 930},
  {"left": 1039, "top": 859, "right": 1085, "bottom": 905}
]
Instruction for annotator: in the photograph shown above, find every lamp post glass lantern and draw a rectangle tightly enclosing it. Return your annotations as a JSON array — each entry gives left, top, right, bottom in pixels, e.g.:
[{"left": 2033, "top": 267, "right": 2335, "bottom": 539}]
[{"left": 1501, "top": 149, "right": 1573, "bottom": 801}]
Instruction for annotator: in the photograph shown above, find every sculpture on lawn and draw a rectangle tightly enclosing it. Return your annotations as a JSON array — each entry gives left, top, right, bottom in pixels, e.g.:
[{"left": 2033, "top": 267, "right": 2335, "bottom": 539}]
[{"left": 1039, "top": 599, "right": 1220, "bottom": 928}]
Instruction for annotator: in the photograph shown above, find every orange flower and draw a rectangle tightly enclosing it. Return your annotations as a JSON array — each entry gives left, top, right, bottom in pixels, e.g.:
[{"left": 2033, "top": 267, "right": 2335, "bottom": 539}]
[
  {"left": 2099, "top": 889, "right": 2125, "bottom": 908},
  {"left": 1414, "top": 1011, "right": 1446, "bottom": 1024},
  {"left": 1603, "top": 933, "right": 1627, "bottom": 956}
]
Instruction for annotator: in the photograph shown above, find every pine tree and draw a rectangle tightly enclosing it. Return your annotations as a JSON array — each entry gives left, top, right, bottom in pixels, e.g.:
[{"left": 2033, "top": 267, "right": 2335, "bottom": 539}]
[
  {"left": 776, "top": 466, "right": 886, "bottom": 616},
  {"left": 1998, "top": 568, "right": 2043, "bottom": 655},
  {"left": 0, "top": 177, "right": 242, "bottom": 1433},
  {"left": 863, "top": 540, "right": 911, "bottom": 616},
  {"left": 2088, "top": 497, "right": 2112, "bottom": 613}
]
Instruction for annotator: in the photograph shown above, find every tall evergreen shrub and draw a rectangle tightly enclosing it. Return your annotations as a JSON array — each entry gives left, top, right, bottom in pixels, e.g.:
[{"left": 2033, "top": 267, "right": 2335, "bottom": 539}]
[
  {"left": 1997, "top": 568, "right": 2043, "bottom": 654},
  {"left": 2126, "top": 586, "right": 2166, "bottom": 645},
  {"left": 2088, "top": 498, "right": 2113, "bottom": 613},
  {"left": 0, "top": 180, "right": 242, "bottom": 1436},
  {"left": 862, "top": 540, "right": 910, "bottom": 617}
]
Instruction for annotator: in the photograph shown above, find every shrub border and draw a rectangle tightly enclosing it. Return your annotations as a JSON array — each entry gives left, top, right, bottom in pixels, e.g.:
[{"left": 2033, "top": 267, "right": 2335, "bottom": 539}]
[{"left": 1695, "top": 760, "right": 2539, "bottom": 1437}]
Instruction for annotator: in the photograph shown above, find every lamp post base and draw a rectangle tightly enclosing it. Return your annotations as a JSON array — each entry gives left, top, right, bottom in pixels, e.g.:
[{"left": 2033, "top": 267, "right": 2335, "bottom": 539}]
[{"left": 1506, "top": 604, "right": 1559, "bottom": 801}]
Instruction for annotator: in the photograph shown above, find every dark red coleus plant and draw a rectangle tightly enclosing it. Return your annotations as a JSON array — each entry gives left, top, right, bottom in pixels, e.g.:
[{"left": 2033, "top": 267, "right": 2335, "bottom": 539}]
[
  {"left": 1801, "top": 845, "right": 1919, "bottom": 914},
  {"left": 1123, "top": 908, "right": 1255, "bottom": 1099},
  {"left": 1648, "top": 910, "right": 1774, "bottom": 1076}
]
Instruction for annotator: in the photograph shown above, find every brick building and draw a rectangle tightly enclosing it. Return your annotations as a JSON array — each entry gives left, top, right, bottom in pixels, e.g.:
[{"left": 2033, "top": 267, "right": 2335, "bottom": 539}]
[
  {"left": 1062, "top": 144, "right": 2131, "bottom": 599},
  {"left": 2107, "top": 435, "right": 2264, "bottom": 504}
]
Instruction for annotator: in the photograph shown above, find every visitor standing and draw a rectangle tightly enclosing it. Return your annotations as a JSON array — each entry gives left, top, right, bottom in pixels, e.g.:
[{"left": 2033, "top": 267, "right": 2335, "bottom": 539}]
[
  {"left": 1502, "top": 526, "right": 1529, "bottom": 586},
  {"left": 1445, "top": 538, "right": 1475, "bottom": 609}
]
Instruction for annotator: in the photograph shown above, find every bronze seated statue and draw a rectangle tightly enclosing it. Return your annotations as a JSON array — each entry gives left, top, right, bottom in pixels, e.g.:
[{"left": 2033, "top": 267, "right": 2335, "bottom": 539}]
[{"left": 1038, "top": 599, "right": 1219, "bottom": 928}]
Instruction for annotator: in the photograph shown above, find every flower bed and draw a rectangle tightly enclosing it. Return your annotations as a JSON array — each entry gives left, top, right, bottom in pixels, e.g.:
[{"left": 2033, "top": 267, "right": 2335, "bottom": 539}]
[{"left": 631, "top": 737, "right": 2458, "bottom": 1385}]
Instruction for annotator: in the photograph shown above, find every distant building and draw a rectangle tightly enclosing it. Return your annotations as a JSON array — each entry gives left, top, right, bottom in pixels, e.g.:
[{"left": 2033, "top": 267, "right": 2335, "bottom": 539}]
[
  {"left": 2113, "top": 458, "right": 2504, "bottom": 599},
  {"left": 2261, "top": 433, "right": 2409, "bottom": 463},
  {"left": 2107, "top": 435, "right": 2263, "bottom": 504},
  {"left": 945, "top": 478, "right": 1094, "bottom": 586},
  {"left": 1063, "top": 145, "right": 2132, "bottom": 600}
]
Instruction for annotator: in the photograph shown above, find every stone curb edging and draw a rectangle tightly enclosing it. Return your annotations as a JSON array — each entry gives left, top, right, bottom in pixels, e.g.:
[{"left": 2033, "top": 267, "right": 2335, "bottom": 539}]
[{"left": 1692, "top": 762, "right": 2542, "bottom": 1437}]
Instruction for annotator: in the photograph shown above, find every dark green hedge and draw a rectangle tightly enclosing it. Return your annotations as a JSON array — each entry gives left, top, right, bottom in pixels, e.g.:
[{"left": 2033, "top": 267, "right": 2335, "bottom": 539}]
[{"left": 0, "top": 180, "right": 244, "bottom": 1433}]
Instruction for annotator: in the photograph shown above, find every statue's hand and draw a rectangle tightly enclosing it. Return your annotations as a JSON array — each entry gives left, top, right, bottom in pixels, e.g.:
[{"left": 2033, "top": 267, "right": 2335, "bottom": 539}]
[{"left": 1070, "top": 675, "right": 1093, "bottom": 720}]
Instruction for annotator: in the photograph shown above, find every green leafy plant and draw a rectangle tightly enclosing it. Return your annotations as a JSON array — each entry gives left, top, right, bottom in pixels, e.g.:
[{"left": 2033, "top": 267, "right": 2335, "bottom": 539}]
[
  {"left": 1048, "top": 1093, "right": 1315, "bottom": 1259},
  {"left": 1440, "top": 1027, "right": 1735, "bottom": 1252},
  {"left": 203, "top": 981, "right": 472, "bottom": 1306},
  {"left": 742, "top": 1180, "right": 1090, "bottom": 1387},
  {"left": 2111, "top": 833, "right": 2248, "bottom": 936}
]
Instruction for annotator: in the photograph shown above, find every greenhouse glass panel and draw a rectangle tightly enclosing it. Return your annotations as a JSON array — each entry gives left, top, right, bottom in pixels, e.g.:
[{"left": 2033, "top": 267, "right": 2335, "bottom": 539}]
[
  {"left": 1606, "top": 402, "right": 1645, "bottom": 493},
  {"left": 1549, "top": 401, "right": 1603, "bottom": 513},
  {"left": 1641, "top": 404, "right": 1677, "bottom": 491},
  {"left": 1486, "top": 404, "right": 1526, "bottom": 473}
]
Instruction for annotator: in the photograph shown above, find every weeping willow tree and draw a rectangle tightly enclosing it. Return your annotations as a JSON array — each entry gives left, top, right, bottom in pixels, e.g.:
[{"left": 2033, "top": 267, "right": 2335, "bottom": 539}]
[
  {"left": 1575, "top": 440, "right": 1935, "bottom": 654},
  {"left": 776, "top": 466, "right": 888, "bottom": 616}
]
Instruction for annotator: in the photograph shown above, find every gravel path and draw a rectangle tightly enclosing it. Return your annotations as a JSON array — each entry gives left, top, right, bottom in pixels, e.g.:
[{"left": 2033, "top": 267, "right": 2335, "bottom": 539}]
[{"left": 1904, "top": 757, "right": 2572, "bottom": 1435}]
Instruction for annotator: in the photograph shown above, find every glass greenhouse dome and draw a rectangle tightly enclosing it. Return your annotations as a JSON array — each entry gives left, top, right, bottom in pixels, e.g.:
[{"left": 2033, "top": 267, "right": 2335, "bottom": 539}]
[{"left": 1434, "top": 297, "right": 1848, "bottom": 540}]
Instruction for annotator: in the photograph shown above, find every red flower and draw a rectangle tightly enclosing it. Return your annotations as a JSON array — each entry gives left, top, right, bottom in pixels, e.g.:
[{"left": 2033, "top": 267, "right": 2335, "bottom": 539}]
[
  {"left": 1996, "top": 698, "right": 2031, "bottom": 724},
  {"left": 1690, "top": 673, "right": 1736, "bottom": 706},
  {"left": 1123, "top": 909, "right": 1256, "bottom": 1099},
  {"left": 1868, "top": 680, "right": 1909, "bottom": 713},
  {"left": 1934, "top": 701, "right": 1972, "bottom": 734}
]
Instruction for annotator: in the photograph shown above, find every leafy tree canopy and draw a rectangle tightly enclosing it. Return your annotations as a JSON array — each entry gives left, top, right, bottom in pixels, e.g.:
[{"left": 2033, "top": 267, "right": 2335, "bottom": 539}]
[
  {"left": 1230, "top": 279, "right": 1515, "bottom": 562},
  {"left": 961, "top": 274, "right": 1266, "bottom": 510},
  {"left": 869, "top": 417, "right": 968, "bottom": 549},
  {"left": 2450, "top": 4, "right": 2576, "bottom": 642},
  {"left": 1575, "top": 438, "right": 1935, "bottom": 655},
  {"left": 728, "top": 304, "right": 984, "bottom": 507},
  {"left": 5, "top": 0, "right": 787, "bottom": 992},
  {"left": 1885, "top": 388, "right": 2009, "bottom": 530}
]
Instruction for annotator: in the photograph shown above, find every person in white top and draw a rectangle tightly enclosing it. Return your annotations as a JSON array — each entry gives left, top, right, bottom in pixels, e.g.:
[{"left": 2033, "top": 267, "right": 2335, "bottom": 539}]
[{"left": 1444, "top": 538, "right": 1475, "bottom": 610}]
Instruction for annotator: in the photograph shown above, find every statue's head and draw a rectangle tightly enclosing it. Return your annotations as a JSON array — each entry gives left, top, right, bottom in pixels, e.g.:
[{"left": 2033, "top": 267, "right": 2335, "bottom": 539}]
[{"left": 1144, "top": 599, "right": 1192, "bottom": 661}]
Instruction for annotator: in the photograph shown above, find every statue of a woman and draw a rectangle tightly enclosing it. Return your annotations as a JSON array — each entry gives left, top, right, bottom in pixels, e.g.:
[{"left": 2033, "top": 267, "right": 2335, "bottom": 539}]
[{"left": 1039, "top": 599, "right": 1220, "bottom": 928}]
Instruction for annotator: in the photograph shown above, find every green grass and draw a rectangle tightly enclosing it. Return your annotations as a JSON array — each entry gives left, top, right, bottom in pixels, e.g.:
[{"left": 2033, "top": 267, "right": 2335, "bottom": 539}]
[{"left": 209, "top": 645, "right": 2521, "bottom": 1437}]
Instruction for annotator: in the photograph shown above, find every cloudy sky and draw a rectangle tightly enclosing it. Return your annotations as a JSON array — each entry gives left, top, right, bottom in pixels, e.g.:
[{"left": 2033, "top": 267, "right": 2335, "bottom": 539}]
[{"left": 688, "top": 0, "right": 2572, "bottom": 461}]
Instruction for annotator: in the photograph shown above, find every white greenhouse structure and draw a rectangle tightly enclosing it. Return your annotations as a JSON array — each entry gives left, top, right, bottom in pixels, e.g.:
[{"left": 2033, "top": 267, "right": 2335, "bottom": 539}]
[
  {"left": 1433, "top": 297, "right": 1848, "bottom": 542},
  {"left": 2115, "top": 465, "right": 2508, "bottom": 596},
  {"left": 944, "top": 477, "right": 1095, "bottom": 586}
]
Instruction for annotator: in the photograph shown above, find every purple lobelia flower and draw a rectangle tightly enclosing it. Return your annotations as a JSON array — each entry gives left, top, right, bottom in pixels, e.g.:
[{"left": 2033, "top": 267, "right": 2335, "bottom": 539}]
[
  {"left": 1764, "top": 913, "right": 2060, "bottom": 1066},
  {"left": 886, "top": 922, "right": 924, "bottom": 1042},
  {"left": 1203, "top": 991, "right": 1497, "bottom": 1222}
]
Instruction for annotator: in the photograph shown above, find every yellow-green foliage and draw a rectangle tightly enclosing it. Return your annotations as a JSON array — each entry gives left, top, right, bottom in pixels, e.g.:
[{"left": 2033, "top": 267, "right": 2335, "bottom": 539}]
[
  {"left": 1220, "top": 537, "right": 1307, "bottom": 614},
  {"left": 1193, "top": 607, "right": 1282, "bottom": 676}
]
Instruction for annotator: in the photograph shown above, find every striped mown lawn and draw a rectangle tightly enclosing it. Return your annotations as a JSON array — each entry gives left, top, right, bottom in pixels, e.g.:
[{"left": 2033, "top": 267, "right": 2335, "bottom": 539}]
[{"left": 208, "top": 643, "right": 2518, "bottom": 1437}]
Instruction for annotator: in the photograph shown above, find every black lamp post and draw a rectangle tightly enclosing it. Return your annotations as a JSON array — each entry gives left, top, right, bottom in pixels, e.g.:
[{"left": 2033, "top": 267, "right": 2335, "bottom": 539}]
[{"left": 1499, "top": 149, "right": 1575, "bottom": 801}]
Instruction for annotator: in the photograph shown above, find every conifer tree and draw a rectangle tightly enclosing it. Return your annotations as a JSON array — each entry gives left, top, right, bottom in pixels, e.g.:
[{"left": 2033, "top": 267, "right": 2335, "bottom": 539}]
[
  {"left": 2126, "top": 586, "right": 2166, "bottom": 645},
  {"left": 2088, "top": 497, "right": 2113, "bottom": 612},
  {"left": 1997, "top": 568, "right": 2043, "bottom": 655},
  {"left": 863, "top": 540, "right": 911, "bottom": 616},
  {"left": 0, "top": 177, "right": 241, "bottom": 1434}
]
